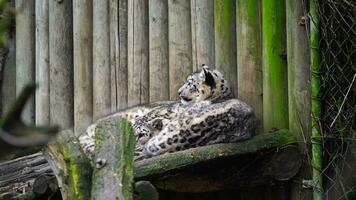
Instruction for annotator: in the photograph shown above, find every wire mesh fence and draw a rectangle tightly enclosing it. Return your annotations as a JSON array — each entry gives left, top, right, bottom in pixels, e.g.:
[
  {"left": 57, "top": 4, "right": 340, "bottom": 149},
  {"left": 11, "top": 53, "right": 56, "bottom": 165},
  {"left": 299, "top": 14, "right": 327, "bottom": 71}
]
[{"left": 314, "top": 0, "right": 356, "bottom": 196}]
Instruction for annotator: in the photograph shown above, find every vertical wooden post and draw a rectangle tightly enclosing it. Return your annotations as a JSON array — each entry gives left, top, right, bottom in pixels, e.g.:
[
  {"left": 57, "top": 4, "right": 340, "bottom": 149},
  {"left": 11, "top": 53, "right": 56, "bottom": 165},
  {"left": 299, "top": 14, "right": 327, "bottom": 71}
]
[
  {"left": 286, "top": 0, "right": 311, "bottom": 147},
  {"left": 214, "top": 0, "right": 237, "bottom": 96},
  {"left": 236, "top": 0, "right": 263, "bottom": 132},
  {"left": 286, "top": 1, "right": 312, "bottom": 199},
  {"left": 191, "top": 0, "right": 214, "bottom": 70},
  {"left": 73, "top": 0, "right": 93, "bottom": 135},
  {"left": 128, "top": 0, "right": 149, "bottom": 106},
  {"left": 93, "top": 0, "right": 111, "bottom": 120},
  {"left": 91, "top": 118, "right": 135, "bottom": 200},
  {"left": 110, "top": 0, "right": 118, "bottom": 112},
  {"left": 149, "top": 0, "right": 169, "bottom": 102},
  {"left": 168, "top": 0, "right": 192, "bottom": 100},
  {"left": 35, "top": 0, "right": 49, "bottom": 126},
  {"left": 116, "top": 0, "right": 128, "bottom": 110},
  {"left": 16, "top": 0, "right": 35, "bottom": 124},
  {"left": 262, "top": 0, "right": 288, "bottom": 132},
  {"left": 49, "top": 0, "right": 73, "bottom": 128}
]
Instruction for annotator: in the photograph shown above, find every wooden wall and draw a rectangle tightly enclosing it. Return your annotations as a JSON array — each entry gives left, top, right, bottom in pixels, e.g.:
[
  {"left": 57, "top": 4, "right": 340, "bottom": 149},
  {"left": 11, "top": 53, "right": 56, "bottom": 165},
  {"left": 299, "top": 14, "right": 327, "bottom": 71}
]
[{"left": 1, "top": 0, "right": 311, "bottom": 199}]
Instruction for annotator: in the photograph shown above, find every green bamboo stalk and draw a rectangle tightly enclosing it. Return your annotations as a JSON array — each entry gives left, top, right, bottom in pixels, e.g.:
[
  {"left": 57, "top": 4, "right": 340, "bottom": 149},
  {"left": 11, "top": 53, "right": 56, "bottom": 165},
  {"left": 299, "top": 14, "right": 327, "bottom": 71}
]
[
  {"left": 262, "top": 0, "right": 288, "bottom": 132},
  {"left": 310, "top": 0, "right": 324, "bottom": 199}
]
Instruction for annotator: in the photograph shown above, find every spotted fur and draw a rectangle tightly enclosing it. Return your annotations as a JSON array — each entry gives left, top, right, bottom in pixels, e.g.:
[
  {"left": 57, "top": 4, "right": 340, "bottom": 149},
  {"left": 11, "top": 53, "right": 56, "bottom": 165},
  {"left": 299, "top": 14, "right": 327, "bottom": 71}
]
[{"left": 79, "top": 65, "right": 255, "bottom": 160}]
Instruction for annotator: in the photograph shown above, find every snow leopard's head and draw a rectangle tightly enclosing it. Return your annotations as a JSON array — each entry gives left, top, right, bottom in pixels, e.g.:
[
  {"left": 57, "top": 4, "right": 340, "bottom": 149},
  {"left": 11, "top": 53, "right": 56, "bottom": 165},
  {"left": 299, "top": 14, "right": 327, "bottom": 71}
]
[{"left": 178, "top": 65, "right": 232, "bottom": 105}]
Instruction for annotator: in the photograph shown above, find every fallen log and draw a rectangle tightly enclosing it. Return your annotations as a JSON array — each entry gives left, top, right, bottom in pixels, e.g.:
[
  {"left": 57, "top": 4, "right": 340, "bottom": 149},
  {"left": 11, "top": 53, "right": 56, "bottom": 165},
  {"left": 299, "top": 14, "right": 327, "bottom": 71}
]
[{"left": 0, "top": 152, "right": 59, "bottom": 199}]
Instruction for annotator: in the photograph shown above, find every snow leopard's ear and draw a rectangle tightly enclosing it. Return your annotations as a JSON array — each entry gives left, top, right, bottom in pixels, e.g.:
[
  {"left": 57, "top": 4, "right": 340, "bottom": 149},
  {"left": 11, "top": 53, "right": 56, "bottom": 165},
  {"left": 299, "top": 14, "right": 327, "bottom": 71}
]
[{"left": 200, "top": 66, "right": 216, "bottom": 88}]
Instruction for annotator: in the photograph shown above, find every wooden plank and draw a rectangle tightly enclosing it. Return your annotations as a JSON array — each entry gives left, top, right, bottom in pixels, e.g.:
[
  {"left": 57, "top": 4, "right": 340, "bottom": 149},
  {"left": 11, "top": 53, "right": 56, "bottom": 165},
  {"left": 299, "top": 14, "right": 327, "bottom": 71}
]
[
  {"left": 214, "top": 0, "right": 237, "bottom": 96},
  {"left": 117, "top": 0, "right": 128, "bottom": 110},
  {"left": 15, "top": 0, "right": 35, "bottom": 124},
  {"left": 110, "top": 0, "right": 118, "bottom": 112},
  {"left": 191, "top": 0, "right": 214, "bottom": 70},
  {"left": 286, "top": 1, "right": 312, "bottom": 199},
  {"left": 91, "top": 117, "right": 135, "bottom": 200},
  {"left": 35, "top": 0, "right": 50, "bottom": 126},
  {"left": 73, "top": 0, "right": 93, "bottom": 135},
  {"left": 168, "top": 0, "right": 193, "bottom": 100},
  {"left": 149, "top": 0, "right": 169, "bottom": 102},
  {"left": 236, "top": 0, "right": 263, "bottom": 132},
  {"left": 262, "top": 0, "right": 288, "bottom": 132},
  {"left": 49, "top": 0, "right": 73, "bottom": 128},
  {"left": 128, "top": 0, "right": 149, "bottom": 106},
  {"left": 135, "top": 130, "right": 297, "bottom": 179},
  {"left": 93, "top": 0, "right": 111, "bottom": 120}
]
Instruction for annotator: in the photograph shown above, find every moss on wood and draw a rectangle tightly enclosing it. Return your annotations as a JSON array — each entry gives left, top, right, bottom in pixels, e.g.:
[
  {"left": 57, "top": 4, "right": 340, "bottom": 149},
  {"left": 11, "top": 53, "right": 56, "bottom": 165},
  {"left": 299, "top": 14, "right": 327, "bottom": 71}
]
[{"left": 135, "top": 130, "right": 297, "bottom": 178}]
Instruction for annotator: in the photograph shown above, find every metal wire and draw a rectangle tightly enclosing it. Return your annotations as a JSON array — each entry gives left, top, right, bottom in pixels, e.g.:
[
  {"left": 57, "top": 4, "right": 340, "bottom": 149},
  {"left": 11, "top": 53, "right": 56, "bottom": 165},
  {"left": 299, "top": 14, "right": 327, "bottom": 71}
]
[{"left": 315, "top": 0, "right": 356, "bottom": 196}]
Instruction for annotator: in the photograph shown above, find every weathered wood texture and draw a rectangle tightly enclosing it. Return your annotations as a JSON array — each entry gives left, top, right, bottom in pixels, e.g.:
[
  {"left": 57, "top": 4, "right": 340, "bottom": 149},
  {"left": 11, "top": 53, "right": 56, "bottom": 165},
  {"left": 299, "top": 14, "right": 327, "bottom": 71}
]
[
  {"left": 47, "top": 130, "right": 92, "bottom": 200},
  {"left": 93, "top": 0, "right": 111, "bottom": 120},
  {"left": 135, "top": 130, "right": 296, "bottom": 179},
  {"left": 116, "top": 0, "right": 128, "bottom": 110},
  {"left": 214, "top": 0, "right": 237, "bottom": 96},
  {"left": 262, "top": 0, "right": 288, "bottom": 132},
  {"left": 236, "top": 0, "right": 263, "bottom": 132},
  {"left": 191, "top": 0, "right": 214, "bottom": 69},
  {"left": 149, "top": 0, "right": 169, "bottom": 102},
  {"left": 35, "top": 0, "right": 49, "bottom": 126},
  {"left": 0, "top": 152, "right": 57, "bottom": 200},
  {"left": 73, "top": 0, "right": 93, "bottom": 135},
  {"left": 168, "top": 0, "right": 193, "bottom": 100},
  {"left": 15, "top": 0, "right": 35, "bottom": 124},
  {"left": 110, "top": 0, "right": 118, "bottom": 112},
  {"left": 128, "top": 0, "right": 149, "bottom": 106},
  {"left": 286, "top": 1, "right": 312, "bottom": 200},
  {"left": 146, "top": 146, "right": 301, "bottom": 193},
  {"left": 91, "top": 117, "right": 135, "bottom": 200},
  {"left": 49, "top": 0, "right": 73, "bottom": 128}
]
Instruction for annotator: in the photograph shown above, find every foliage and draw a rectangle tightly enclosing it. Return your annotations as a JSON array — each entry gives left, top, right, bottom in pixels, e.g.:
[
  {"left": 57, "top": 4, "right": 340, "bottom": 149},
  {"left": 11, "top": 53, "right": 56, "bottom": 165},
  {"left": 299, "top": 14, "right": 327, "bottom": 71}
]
[{"left": 0, "top": 0, "right": 14, "bottom": 47}]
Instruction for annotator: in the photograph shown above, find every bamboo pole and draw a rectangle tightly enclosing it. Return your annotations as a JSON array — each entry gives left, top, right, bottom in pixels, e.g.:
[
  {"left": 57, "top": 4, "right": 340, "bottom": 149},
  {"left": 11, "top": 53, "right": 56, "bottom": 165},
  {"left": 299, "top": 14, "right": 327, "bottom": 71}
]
[
  {"left": 35, "top": 0, "right": 49, "bottom": 126},
  {"left": 310, "top": 0, "right": 324, "bottom": 199},
  {"left": 236, "top": 0, "right": 263, "bottom": 132},
  {"left": 128, "top": 0, "right": 149, "bottom": 106},
  {"left": 93, "top": 0, "right": 111, "bottom": 120},
  {"left": 191, "top": 0, "right": 214, "bottom": 70},
  {"left": 262, "top": 0, "right": 288, "bottom": 132},
  {"left": 116, "top": 0, "right": 128, "bottom": 110},
  {"left": 149, "top": 0, "right": 169, "bottom": 102},
  {"left": 48, "top": 0, "right": 73, "bottom": 128},
  {"left": 73, "top": 0, "right": 93, "bottom": 135},
  {"left": 15, "top": 0, "right": 35, "bottom": 124},
  {"left": 286, "top": 0, "right": 312, "bottom": 199},
  {"left": 214, "top": 0, "right": 237, "bottom": 96},
  {"left": 168, "top": 0, "right": 192, "bottom": 100}
]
